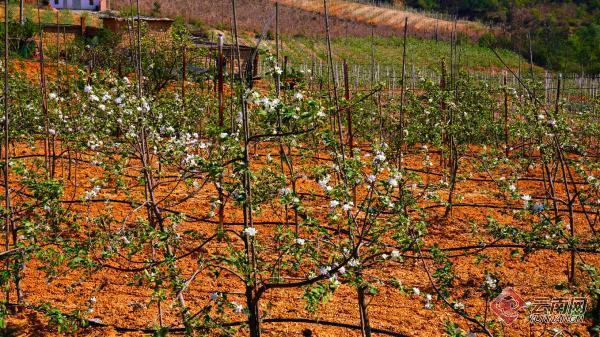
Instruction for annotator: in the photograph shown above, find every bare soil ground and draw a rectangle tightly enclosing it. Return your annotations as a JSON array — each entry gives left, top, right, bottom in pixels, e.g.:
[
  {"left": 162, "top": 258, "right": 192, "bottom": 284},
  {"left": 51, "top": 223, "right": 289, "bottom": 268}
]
[{"left": 4, "top": 141, "right": 598, "bottom": 337}]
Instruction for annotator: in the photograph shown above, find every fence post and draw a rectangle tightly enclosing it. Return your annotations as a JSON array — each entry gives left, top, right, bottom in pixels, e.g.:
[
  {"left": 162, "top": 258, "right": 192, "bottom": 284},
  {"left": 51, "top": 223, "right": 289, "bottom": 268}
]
[{"left": 80, "top": 16, "right": 86, "bottom": 36}]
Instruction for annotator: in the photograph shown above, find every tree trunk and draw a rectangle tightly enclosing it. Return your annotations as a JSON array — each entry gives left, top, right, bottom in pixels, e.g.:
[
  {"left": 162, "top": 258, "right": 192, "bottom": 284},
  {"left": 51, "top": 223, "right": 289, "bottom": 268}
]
[
  {"left": 246, "top": 288, "right": 261, "bottom": 337},
  {"left": 357, "top": 285, "right": 372, "bottom": 337}
]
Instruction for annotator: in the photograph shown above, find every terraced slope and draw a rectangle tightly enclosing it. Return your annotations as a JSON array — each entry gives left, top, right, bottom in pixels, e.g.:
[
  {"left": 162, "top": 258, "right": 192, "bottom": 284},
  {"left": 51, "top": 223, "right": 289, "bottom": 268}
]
[{"left": 274, "top": 0, "right": 489, "bottom": 39}]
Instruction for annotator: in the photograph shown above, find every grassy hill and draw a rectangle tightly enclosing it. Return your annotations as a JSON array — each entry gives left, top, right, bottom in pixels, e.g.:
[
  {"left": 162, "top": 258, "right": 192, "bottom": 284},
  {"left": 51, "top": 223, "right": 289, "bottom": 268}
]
[
  {"left": 211, "top": 27, "right": 531, "bottom": 76},
  {"left": 277, "top": 35, "right": 526, "bottom": 71}
]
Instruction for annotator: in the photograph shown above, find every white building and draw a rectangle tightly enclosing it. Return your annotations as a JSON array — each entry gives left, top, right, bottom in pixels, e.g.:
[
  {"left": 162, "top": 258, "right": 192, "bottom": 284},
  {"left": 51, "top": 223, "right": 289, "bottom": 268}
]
[{"left": 50, "top": 0, "right": 107, "bottom": 11}]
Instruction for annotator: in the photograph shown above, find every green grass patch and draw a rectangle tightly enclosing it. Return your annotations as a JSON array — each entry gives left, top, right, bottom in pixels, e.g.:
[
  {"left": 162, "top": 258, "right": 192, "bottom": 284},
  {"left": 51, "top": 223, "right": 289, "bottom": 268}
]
[{"left": 265, "top": 34, "right": 533, "bottom": 73}]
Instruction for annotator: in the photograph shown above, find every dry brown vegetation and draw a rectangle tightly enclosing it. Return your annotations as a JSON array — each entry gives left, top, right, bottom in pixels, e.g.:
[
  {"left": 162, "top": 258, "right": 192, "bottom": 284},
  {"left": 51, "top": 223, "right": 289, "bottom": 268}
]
[
  {"left": 276, "top": 0, "right": 489, "bottom": 39},
  {"left": 111, "top": 0, "right": 488, "bottom": 41}
]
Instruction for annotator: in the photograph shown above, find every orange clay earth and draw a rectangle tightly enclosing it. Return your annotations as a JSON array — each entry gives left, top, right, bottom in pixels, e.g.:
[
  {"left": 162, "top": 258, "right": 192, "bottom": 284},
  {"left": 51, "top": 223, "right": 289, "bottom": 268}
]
[
  {"left": 4, "top": 55, "right": 599, "bottom": 337},
  {"left": 2, "top": 139, "right": 598, "bottom": 337}
]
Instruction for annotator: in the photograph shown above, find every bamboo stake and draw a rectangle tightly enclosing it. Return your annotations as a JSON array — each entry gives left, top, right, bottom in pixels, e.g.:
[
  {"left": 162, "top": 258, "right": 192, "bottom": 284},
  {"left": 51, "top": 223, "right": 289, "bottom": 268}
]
[
  {"left": 398, "top": 17, "right": 407, "bottom": 169},
  {"left": 323, "top": 0, "right": 345, "bottom": 161},
  {"left": 4, "top": 0, "right": 14, "bottom": 306},
  {"left": 275, "top": 2, "right": 280, "bottom": 97},
  {"left": 181, "top": 44, "right": 186, "bottom": 112},
  {"left": 503, "top": 72, "right": 509, "bottom": 156},
  {"left": 217, "top": 33, "right": 224, "bottom": 127}
]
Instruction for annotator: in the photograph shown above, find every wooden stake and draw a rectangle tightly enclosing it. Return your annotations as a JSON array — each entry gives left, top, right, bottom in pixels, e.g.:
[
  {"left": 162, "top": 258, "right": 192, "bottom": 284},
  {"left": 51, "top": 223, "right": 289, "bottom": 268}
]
[
  {"left": 217, "top": 33, "right": 224, "bottom": 128},
  {"left": 503, "top": 72, "right": 509, "bottom": 157},
  {"left": 398, "top": 17, "right": 408, "bottom": 169},
  {"left": 182, "top": 45, "right": 186, "bottom": 112}
]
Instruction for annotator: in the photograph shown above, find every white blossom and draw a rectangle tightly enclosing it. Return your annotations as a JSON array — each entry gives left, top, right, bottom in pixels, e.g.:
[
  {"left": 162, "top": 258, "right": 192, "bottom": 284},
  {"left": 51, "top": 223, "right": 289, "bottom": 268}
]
[
  {"left": 279, "top": 187, "right": 292, "bottom": 196},
  {"left": 316, "top": 108, "right": 327, "bottom": 118},
  {"left": 521, "top": 194, "right": 532, "bottom": 208},
  {"left": 453, "top": 302, "right": 465, "bottom": 310},
  {"left": 319, "top": 266, "right": 332, "bottom": 276},
  {"left": 243, "top": 227, "right": 257, "bottom": 237},
  {"left": 232, "top": 302, "right": 244, "bottom": 313},
  {"left": 374, "top": 152, "right": 386, "bottom": 163},
  {"left": 484, "top": 274, "right": 497, "bottom": 290},
  {"left": 318, "top": 175, "right": 331, "bottom": 190},
  {"left": 348, "top": 258, "right": 360, "bottom": 267},
  {"left": 329, "top": 275, "right": 341, "bottom": 288},
  {"left": 84, "top": 186, "right": 101, "bottom": 201}
]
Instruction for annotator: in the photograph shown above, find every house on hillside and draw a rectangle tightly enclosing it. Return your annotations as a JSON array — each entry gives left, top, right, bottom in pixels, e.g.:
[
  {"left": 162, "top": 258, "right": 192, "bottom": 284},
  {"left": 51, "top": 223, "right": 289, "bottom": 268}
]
[{"left": 50, "top": 0, "right": 107, "bottom": 11}]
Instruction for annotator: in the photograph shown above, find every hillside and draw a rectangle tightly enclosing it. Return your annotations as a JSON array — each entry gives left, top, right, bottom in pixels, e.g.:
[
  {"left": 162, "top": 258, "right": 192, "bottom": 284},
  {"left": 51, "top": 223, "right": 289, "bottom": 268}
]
[
  {"left": 109, "top": 0, "right": 528, "bottom": 74},
  {"left": 275, "top": 0, "right": 489, "bottom": 40},
  {"left": 112, "top": 0, "right": 487, "bottom": 41},
  {"left": 0, "top": 1, "right": 531, "bottom": 75}
]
